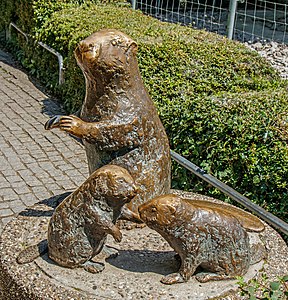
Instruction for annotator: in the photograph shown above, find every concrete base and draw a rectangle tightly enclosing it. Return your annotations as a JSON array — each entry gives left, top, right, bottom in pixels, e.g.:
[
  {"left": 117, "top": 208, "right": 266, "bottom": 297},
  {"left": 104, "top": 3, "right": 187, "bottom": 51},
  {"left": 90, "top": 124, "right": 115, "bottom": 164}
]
[{"left": 0, "top": 191, "right": 287, "bottom": 300}]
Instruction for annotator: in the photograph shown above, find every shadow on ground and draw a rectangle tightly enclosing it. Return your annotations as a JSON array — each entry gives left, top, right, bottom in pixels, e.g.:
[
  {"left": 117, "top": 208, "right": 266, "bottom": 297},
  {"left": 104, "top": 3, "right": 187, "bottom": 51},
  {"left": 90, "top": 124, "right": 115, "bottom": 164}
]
[{"left": 19, "top": 192, "right": 71, "bottom": 218}]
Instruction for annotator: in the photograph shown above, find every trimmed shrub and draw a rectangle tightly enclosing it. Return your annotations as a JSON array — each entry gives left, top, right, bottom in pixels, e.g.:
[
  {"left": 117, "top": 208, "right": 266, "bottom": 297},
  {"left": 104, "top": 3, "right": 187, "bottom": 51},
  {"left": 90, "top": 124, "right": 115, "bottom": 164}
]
[
  {"left": 35, "top": 5, "right": 281, "bottom": 107},
  {"left": 1, "top": 3, "right": 287, "bottom": 226},
  {"left": 166, "top": 89, "right": 288, "bottom": 220},
  {"left": 0, "top": 0, "right": 125, "bottom": 32}
]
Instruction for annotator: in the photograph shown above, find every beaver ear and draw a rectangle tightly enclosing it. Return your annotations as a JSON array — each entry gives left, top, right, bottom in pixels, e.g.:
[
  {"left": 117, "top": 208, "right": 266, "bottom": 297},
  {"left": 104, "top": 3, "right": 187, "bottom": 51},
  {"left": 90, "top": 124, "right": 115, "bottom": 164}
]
[{"left": 127, "top": 41, "right": 138, "bottom": 55}]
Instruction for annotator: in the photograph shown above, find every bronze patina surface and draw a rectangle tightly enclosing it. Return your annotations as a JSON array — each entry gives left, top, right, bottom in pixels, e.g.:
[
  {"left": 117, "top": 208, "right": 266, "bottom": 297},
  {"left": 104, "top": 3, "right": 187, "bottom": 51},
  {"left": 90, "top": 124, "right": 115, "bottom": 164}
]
[
  {"left": 17, "top": 165, "right": 138, "bottom": 272},
  {"left": 138, "top": 193, "right": 266, "bottom": 285},
  {"left": 45, "top": 29, "right": 171, "bottom": 216},
  {"left": 2, "top": 191, "right": 286, "bottom": 300},
  {"left": 47, "top": 165, "right": 137, "bottom": 271}
]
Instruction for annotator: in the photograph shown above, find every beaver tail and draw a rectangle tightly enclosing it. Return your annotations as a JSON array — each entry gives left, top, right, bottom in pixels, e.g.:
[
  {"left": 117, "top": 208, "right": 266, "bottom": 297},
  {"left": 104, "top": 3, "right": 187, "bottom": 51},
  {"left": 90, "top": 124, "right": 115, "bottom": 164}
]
[
  {"left": 17, "top": 240, "right": 48, "bottom": 264},
  {"left": 250, "top": 242, "right": 267, "bottom": 265}
]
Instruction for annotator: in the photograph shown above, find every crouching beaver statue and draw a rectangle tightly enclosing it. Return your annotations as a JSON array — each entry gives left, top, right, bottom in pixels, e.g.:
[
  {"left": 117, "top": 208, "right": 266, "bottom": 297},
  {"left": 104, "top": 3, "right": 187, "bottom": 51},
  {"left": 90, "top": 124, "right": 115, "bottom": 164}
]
[
  {"left": 138, "top": 194, "right": 266, "bottom": 285},
  {"left": 45, "top": 29, "right": 171, "bottom": 220},
  {"left": 18, "top": 165, "right": 138, "bottom": 273}
]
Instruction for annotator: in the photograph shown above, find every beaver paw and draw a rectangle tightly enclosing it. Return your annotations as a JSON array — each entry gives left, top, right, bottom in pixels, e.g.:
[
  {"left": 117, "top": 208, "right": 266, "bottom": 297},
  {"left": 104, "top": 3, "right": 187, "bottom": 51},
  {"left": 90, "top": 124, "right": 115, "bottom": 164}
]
[
  {"left": 111, "top": 227, "right": 122, "bottom": 243},
  {"left": 45, "top": 115, "right": 87, "bottom": 138},
  {"left": 58, "top": 115, "right": 86, "bottom": 135},
  {"left": 195, "top": 272, "right": 233, "bottom": 283},
  {"left": 83, "top": 261, "right": 105, "bottom": 274},
  {"left": 44, "top": 115, "right": 62, "bottom": 130},
  {"left": 160, "top": 273, "right": 185, "bottom": 285}
]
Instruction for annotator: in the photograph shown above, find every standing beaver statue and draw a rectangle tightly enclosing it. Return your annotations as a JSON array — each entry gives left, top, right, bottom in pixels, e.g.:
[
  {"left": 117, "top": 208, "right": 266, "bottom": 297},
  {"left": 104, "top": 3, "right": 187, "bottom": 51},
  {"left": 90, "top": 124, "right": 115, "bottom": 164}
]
[
  {"left": 17, "top": 165, "right": 138, "bottom": 272},
  {"left": 45, "top": 29, "right": 171, "bottom": 220},
  {"left": 138, "top": 194, "right": 266, "bottom": 285}
]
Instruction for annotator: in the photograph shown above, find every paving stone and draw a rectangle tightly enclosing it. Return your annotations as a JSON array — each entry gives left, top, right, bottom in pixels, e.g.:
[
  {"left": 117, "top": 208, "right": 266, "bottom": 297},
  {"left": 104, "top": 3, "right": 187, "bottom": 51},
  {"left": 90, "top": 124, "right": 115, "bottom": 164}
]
[
  {"left": 20, "top": 154, "right": 37, "bottom": 164},
  {"left": 43, "top": 183, "right": 62, "bottom": 193},
  {"left": 5, "top": 175, "right": 22, "bottom": 184},
  {"left": 1, "top": 216, "right": 14, "bottom": 225},
  {"left": 17, "top": 169, "right": 34, "bottom": 178},
  {"left": 0, "top": 188, "right": 18, "bottom": 201},
  {"left": 24, "top": 176, "right": 43, "bottom": 187},
  {"left": 9, "top": 200, "right": 26, "bottom": 214},
  {"left": 0, "top": 208, "right": 14, "bottom": 217},
  {"left": 56, "top": 180, "right": 77, "bottom": 191},
  {"left": 0, "top": 49, "right": 90, "bottom": 234},
  {"left": 1, "top": 169, "right": 18, "bottom": 177},
  {"left": 34, "top": 169, "right": 50, "bottom": 179},
  {"left": 12, "top": 184, "right": 31, "bottom": 195},
  {"left": 0, "top": 177, "right": 10, "bottom": 189},
  {"left": 31, "top": 186, "right": 52, "bottom": 199},
  {"left": 0, "top": 202, "right": 9, "bottom": 209},
  {"left": 19, "top": 194, "right": 38, "bottom": 207}
]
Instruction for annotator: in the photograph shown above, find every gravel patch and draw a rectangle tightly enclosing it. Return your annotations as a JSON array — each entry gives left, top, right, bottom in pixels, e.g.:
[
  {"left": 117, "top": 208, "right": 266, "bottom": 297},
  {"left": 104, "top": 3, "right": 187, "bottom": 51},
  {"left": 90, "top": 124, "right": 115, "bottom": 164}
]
[
  {"left": 147, "top": 8, "right": 288, "bottom": 80},
  {"left": 245, "top": 41, "right": 288, "bottom": 80}
]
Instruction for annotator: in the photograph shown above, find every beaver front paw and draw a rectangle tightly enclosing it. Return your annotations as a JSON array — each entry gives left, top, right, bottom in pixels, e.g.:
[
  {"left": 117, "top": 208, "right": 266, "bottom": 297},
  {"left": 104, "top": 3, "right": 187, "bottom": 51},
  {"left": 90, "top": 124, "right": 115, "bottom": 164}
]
[
  {"left": 44, "top": 115, "right": 62, "bottom": 130},
  {"left": 57, "top": 115, "right": 87, "bottom": 137},
  {"left": 83, "top": 261, "right": 105, "bottom": 274},
  {"left": 160, "top": 273, "right": 185, "bottom": 285},
  {"left": 45, "top": 115, "right": 88, "bottom": 139}
]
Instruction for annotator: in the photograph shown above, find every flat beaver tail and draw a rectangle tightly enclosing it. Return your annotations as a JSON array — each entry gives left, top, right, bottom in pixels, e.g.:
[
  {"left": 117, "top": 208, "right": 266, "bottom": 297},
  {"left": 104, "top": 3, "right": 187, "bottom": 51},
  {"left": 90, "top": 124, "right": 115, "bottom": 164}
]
[
  {"left": 250, "top": 242, "right": 267, "bottom": 265},
  {"left": 17, "top": 239, "right": 48, "bottom": 264}
]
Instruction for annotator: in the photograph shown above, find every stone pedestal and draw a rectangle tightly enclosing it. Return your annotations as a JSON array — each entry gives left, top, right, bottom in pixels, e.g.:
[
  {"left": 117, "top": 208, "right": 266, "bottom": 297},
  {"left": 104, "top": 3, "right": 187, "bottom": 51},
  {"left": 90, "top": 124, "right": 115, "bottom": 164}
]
[{"left": 0, "top": 191, "right": 287, "bottom": 300}]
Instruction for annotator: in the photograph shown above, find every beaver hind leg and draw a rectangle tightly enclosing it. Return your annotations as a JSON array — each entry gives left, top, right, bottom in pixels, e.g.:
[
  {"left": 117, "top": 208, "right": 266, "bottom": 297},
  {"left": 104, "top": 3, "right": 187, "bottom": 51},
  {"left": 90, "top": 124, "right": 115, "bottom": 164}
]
[
  {"left": 195, "top": 272, "right": 236, "bottom": 283},
  {"left": 82, "top": 261, "right": 105, "bottom": 274},
  {"left": 160, "top": 273, "right": 186, "bottom": 285}
]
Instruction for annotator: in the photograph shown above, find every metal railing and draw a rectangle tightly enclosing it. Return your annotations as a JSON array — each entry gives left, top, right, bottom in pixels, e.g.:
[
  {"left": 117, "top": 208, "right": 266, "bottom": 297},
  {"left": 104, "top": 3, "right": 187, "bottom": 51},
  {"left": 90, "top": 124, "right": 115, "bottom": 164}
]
[
  {"left": 131, "top": 0, "right": 288, "bottom": 44},
  {"left": 6, "top": 22, "right": 65, "bottom": 85}
]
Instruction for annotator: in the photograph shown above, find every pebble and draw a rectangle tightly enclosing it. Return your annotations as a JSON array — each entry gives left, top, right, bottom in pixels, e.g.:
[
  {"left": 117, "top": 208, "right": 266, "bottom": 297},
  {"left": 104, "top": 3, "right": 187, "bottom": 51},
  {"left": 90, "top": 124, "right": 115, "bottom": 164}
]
[{"left": 245, "top": 41, "right": 288, "bottom": 80}]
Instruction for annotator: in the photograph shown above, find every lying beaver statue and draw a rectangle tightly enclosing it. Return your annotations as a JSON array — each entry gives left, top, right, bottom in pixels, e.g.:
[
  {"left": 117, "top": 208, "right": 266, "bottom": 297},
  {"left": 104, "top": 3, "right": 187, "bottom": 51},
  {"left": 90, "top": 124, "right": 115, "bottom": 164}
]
[
  {"left": 138, "top": 194, "right": 266, "bottom": 285},
  {"left": 45, "top": 29, "right": 171, "bottom": 221}
]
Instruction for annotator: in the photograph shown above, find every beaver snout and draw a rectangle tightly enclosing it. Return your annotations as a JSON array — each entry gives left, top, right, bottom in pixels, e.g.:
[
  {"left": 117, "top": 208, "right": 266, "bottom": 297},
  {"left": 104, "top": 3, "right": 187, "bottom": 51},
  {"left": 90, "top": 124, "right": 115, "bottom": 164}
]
[
  {"left": 138, "top": 209, "right": 146, "bottom": 223},
  {"left": 77, "top": 41, "right": 100, "bottom": 62},
  {"left": 124, "top": 184, "right": 139, "bottom": 202},
  {"left": 138, "top": 204, "right": 153, "bottom": 223},
  {"left": 132, "top": 184, "right": 140, "bottom": 195}
]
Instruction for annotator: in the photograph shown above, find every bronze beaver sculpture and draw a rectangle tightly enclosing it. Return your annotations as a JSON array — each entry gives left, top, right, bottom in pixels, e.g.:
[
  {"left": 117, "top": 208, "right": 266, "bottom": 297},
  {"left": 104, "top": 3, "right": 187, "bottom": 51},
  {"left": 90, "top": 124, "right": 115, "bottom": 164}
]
[
  {"left": 45, "top": 29, "right": 171, "bottom": 220},
  {"left": 138, "top": 194, "right": 266, "bottom": 284},
  {"left": 18, "top": 165, "right": 138, "bottom": 272}
]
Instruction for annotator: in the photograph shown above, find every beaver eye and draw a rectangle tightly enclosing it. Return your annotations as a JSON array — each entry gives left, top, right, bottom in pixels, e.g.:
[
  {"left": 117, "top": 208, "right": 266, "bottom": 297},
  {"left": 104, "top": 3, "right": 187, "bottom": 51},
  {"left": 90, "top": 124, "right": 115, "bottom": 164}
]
[
  {"left": 151, "top": 207, "right": 157, "bottom": 212},
  {"left": 111, "top": 40, "right": 117, "bottom": 46}
]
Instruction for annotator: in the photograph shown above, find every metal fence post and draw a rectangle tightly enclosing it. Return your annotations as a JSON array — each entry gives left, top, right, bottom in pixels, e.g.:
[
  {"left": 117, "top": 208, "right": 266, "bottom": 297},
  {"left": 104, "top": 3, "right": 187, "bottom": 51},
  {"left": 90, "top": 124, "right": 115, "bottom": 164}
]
[
  {"left": 131, "top": 0, "right": 136, "bottom": 10},
  {"left": 38, "top": 41, "right": 65, "bottom": 85},
  {"left": 227, "top": 0, "right": 238, "bottom": 39}
]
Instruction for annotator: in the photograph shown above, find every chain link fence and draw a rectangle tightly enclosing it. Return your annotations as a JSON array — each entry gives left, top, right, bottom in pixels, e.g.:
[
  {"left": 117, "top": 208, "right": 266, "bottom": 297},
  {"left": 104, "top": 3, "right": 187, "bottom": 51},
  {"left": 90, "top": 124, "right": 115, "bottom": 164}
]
[{"left": 132, "top": 0, "right": 288, "bottom": 44}]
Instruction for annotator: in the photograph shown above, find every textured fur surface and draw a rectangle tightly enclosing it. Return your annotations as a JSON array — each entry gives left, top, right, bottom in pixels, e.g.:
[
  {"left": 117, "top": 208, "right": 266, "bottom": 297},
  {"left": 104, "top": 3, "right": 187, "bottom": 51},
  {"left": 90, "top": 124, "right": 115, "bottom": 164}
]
[
  {"left": 139, "top": 194, "right": 265, "bottom": 284},
  {"left": 48, "top": 165, "right": 137, "bottom": 268}
]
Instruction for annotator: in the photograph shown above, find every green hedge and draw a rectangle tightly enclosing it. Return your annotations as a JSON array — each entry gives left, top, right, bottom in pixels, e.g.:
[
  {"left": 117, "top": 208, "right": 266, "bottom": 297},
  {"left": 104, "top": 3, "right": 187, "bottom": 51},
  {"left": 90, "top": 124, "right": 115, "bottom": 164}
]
[
  {"left": 1, "top": 2, "right": 288, "bottom": 226},
  {"left": 0, "top": 0, "right": 126, "bottom": 32}
]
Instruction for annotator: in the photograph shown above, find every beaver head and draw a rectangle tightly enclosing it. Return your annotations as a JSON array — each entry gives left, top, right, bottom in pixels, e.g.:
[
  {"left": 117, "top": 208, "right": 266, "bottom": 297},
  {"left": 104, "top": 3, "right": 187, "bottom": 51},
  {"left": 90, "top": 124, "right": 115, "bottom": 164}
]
[
  {"left": 74, "top": 29, "right": 138, "bottom": 79},
  {"left": 94, "top": 165, "right": 138, "bottom": 207},
  {"left": 138, "top": 194, "right": 183, "bottom": 227}
]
